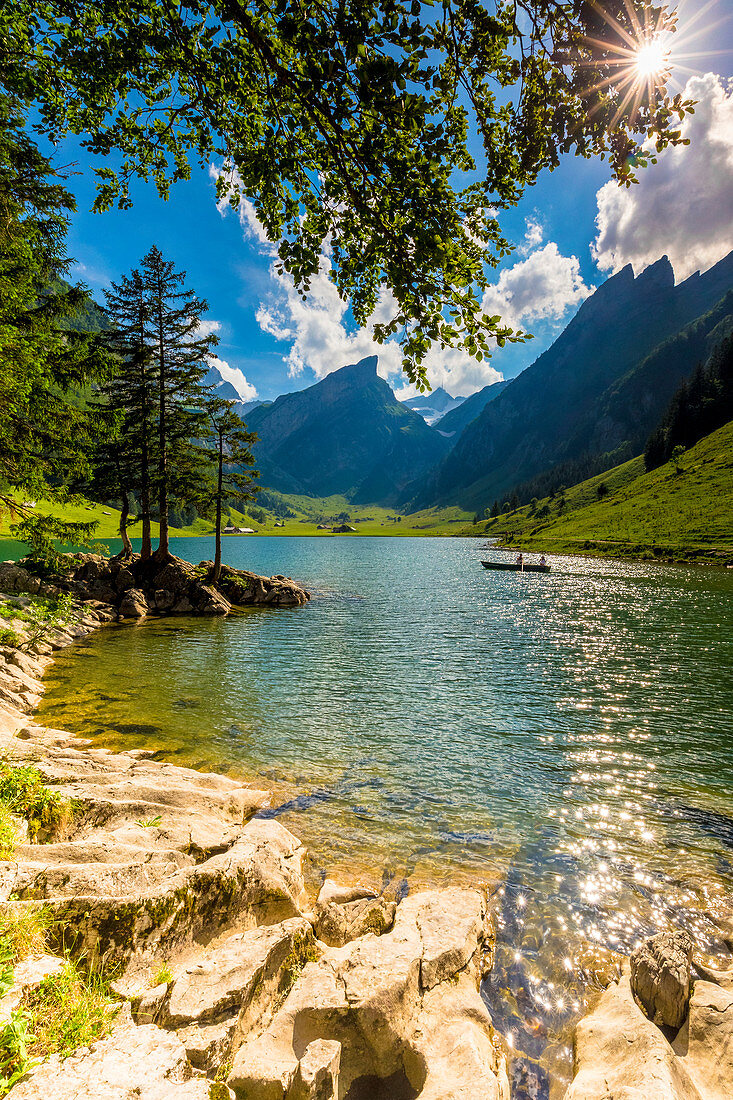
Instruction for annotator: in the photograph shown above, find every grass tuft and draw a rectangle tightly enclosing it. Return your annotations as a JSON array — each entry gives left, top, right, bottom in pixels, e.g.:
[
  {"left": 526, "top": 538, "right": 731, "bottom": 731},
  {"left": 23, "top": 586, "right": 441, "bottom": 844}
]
[
  {"left": 0, "top": 906, "right": 50, "bottom": 965},
  {"left": 23, "top": 959, "right": 116, "bottom": 1062},
  {"left": 0, "top": 808, "right": 17, "bottom": 861},
  {"left": 152, "top": 961, "right": 173, "bottom": 986}
]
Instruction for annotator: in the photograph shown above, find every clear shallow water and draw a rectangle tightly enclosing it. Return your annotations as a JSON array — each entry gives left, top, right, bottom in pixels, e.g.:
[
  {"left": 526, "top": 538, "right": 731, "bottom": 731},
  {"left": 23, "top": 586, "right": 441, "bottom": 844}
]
[{"left": 36, "top": 536, "right": 733, "bottom": 1096}]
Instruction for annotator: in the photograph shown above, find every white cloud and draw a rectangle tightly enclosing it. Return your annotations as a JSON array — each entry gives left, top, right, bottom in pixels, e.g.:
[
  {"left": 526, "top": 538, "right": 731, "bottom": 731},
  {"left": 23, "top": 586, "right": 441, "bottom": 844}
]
[
  {"left": 195, "top": 318, "right": 222, "bottom": 339},
  {"left": 518, "top": 216, "right": 544, "bottom": 255},
  {"left": 209, "top": 164, "right": 276, "bottom": 252},
  {"left": 480, "top": 243, "right": 594, "bottom": 331},
  {"left": 194, "top": 317, "right": 258, "bottom": 401},
  {"left": 593, "top": 73, "right": 733, "bottom": 280},
  {"left": 212, "top": 163, "right": 593, "bottom": 396},
  {"left": 255, "top": 253, "right": 507, "bottom": 396},
  {"left": 207, "top": 355, "right": 258, "bottom": 402}
]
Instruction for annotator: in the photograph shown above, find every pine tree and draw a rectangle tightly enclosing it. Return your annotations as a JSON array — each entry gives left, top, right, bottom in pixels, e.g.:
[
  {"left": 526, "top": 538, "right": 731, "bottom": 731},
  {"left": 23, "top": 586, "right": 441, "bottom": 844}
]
[
  {"left": 141, "top": 246, "right": 217, "bottom": 560},
  {"left": 102, "top": 268, "right": 157, "bottom": 558},
  {"left": 0, "top": 95, "right": 110, "bottom": 562},
  {"left": 205, "top": 402, "right": 258, "bottom": 583}
]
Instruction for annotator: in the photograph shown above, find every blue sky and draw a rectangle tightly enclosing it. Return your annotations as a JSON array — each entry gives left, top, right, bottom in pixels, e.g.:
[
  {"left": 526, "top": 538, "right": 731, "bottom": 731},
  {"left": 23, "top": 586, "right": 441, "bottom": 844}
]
[{"left": 51, "top": 0, "right": 733, "bottom": 402}]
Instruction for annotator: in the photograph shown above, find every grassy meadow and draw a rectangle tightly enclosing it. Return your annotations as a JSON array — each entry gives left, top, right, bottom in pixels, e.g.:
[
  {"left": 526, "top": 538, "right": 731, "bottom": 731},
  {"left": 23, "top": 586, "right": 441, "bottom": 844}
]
[{"left": 462, "top": 420, "right": 733, "bottom": 563}]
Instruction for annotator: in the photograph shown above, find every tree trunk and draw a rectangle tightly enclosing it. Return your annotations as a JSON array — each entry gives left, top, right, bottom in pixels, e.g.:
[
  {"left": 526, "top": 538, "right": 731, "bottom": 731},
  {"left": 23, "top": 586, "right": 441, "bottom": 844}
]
[
  {"left": 140, "top": 444, "right": 152, "bottom": 559},
  {"left": 156, "top": 282, "right": 169, "bottom": 560},
  {"left": 119, "top": 490, "right": 133, "bottom": 557},
  {"left": 213, "top": 430, "right": 224, "bottom": 584},
  {"left": 137, "top": 300, "right": 153, "bottom": 561}
]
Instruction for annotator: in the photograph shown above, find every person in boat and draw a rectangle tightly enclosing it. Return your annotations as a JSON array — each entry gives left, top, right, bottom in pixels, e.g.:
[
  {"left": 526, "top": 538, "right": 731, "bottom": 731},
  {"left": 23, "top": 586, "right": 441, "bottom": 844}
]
[
  {"left": 516, "top": 552, "right": 524, "bottom": 568},
  {"left": 539, "top": 555, "right": 547, "bottom": 567}
]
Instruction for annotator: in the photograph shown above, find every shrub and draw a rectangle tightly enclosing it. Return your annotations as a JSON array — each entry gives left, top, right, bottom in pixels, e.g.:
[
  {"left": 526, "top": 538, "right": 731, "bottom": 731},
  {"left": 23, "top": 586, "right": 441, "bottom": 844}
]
[
  {"left": 0, "top": 765, "right": 69, "bottom": 842},
  {"left": 0, "top": 630, "right": 19, "bottom": 648},
  {"left": 18, "top": 596, "right": 79, "bottom": 653}
]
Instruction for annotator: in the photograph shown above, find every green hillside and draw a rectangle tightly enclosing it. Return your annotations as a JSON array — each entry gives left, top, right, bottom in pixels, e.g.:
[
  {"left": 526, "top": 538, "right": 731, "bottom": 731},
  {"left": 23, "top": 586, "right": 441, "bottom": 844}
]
[
  {"left": 464, "top": 420, "right": 733, "bottom": 564},
  {"left": 0, "top": 491, "right": 473, "bottom": 555}
]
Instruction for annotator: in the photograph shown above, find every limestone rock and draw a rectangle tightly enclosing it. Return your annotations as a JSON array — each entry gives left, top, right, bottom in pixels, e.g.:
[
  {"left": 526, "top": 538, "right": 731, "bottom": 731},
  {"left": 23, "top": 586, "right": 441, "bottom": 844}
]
[
  {"left": 6, "top": 1005, "right": 233, "bottom": 1099},
  {"left": 162, "top": 918, "right": 315, "bottom": 1030},
  {"left": 228, "top": 887, "right": 507, "bottom": 1100},
  {"left": 114, "top": 567, "right": 135, "bottom": 592},
  {"left": 38, "top": 818, "right": 308, "bottom": 967},
  {"left": 565, "top": 964, "right": 701, "bottom": 1100},
  {"left": 313, "top": 895, "right": 396, "bottom": 947},
  {"left": 118, "top": 588, "right": 148, "bottom": 619},
  {"left": 0, "top": 563, "right": 42, "bottom": 596},
  {"left": 190, "top": 583, "right": 231, "bottom": 616},
  {"left": 316, "top": 880, "right": 377, "bottom": 907},
  {"left": 673, "top": 979, "right": 733, "bottom": 1100},
  {"left": 154, "top": 589, "right": 176, "bottom": 611},
  {"left": 290, "top": 1039, "right": 340, "bottom": 1100},
  {"left": 631, "top": 929, "right": 693, "bottom": 1029}
]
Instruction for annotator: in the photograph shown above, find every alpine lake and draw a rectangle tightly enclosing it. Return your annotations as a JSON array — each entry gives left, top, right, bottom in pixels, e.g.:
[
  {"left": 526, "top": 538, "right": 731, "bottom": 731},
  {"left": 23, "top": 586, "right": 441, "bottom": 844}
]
[{"left": 25, "top": 535, "right": 733, "bottom": 1097}]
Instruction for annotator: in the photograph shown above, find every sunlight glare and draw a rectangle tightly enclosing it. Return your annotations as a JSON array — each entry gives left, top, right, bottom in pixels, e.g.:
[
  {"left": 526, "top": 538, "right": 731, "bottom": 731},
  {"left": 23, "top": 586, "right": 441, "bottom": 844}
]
[{"left": 635, "top": 39, "right": 668, "bottom": 78}]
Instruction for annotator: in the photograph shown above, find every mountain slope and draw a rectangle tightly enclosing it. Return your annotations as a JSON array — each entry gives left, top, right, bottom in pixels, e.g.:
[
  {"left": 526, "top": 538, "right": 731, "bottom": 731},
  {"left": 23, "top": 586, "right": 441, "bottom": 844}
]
[
  {"left": 423, "top": 251, "right": 733, "bottom": 510},
  {"left": 564, "top": 289, "right": 733, "bottom": 459},
  {"left": 434, "top": 379, "right": 509, "bottom": 443},
  {"left": 473, "top": 417, "right": 733, "bottom": 562},
  {"left": 246, "top": 356, "right": 450, "bottom": 502}
]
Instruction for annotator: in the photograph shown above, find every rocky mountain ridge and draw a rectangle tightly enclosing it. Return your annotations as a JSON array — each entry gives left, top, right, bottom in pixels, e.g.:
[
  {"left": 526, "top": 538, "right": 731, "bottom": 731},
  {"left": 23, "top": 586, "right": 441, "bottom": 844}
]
[{"left": 418, "top": 249, "right": 733, "bottom": 510}]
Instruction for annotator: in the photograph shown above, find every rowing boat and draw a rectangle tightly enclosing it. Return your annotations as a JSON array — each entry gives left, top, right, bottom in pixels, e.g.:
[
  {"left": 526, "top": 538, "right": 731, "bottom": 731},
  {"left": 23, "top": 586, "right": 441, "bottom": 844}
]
[{"left": 480, "top": 561, "right": 550, "bottom": 573}]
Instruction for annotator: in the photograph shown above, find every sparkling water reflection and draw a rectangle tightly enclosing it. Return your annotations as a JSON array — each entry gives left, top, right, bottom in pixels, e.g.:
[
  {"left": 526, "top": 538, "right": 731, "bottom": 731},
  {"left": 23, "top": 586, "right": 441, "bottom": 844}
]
[{"left": 36, "top": 536, "right": 733, "bottom": 1096}]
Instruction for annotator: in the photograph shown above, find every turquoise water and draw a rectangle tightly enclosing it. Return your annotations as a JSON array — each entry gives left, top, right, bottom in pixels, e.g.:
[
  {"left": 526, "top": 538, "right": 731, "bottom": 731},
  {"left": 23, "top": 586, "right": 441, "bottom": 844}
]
[{"left": 35, "top": 536, "right": 733, "bottom": 1095}]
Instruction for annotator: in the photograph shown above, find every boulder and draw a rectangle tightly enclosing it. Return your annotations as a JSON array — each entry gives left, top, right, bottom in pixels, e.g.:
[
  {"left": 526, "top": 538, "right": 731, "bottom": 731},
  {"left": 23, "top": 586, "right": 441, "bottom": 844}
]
[
  {"left": 114, "top": 567, "right": 136, "bottom": 592},
  {"left": 316, "top": 880, "right": 377, "bottom": 907},
  {"left": 631, "top": 929, "right": 693, "bottom": 1029},
  {"left": 154, "top": 589, "right": 176, "bottom": 612},
  {"left": 190, "top": 584, "right": 231, "bottom": 616},
  {"left": 0, "top": 563, "right": 41, "bottom": 596},
  {"left": 672, "top": 979, "right": 733, "bottom": 1100},
  {"left": 119, "top": 588, "right": 149, "bottom": 619},
  {"left": 566, "top": 954, "right": 733, "bottom": 1100},
  {"left": 151, "top": 560, "right": 197, "bottom": 594}
]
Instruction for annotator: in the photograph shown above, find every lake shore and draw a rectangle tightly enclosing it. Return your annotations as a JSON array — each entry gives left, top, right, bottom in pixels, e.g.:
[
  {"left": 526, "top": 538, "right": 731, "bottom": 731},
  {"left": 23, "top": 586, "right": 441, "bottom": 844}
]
[
  {"left": 1, "top": 556, "right": 733, "bottom": 1099},
  {"left": 0, "top": 575, "right": 512, "bottom": 1099}
]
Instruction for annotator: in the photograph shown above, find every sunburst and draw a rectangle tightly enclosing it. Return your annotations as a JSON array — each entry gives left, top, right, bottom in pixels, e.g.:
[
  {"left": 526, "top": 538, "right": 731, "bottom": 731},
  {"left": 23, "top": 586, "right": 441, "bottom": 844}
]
[{"left": 578, "top": 0, "right": 729, "bottom": 131}]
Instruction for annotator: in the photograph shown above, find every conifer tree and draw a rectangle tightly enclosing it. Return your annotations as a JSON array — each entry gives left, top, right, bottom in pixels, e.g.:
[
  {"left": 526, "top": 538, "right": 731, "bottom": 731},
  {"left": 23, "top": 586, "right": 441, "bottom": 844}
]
[
  {"left": 102, "top": 268, "right": 157, "bottom": 558},
  {"left": 141, "top": 246, "right": 217, "bottom": 560},
  {"left": 206, "top": 402, "right": 258, "bottom": 583},
  {"left": 0, "top": 94, "right": 110, "bottom": 563}
]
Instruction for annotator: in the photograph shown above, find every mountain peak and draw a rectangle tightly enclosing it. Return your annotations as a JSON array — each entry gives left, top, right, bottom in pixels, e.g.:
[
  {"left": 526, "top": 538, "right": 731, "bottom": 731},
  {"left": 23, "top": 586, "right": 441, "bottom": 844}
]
[{"left": 635, "top": 255, "right": 674, "bottom": 288}]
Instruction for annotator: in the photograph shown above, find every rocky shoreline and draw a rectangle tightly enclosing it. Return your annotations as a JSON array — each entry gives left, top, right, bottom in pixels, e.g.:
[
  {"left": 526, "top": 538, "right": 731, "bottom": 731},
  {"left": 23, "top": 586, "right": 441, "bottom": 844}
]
[{"left": 0, "top": 563, "right": 732, "bottom": 1098}]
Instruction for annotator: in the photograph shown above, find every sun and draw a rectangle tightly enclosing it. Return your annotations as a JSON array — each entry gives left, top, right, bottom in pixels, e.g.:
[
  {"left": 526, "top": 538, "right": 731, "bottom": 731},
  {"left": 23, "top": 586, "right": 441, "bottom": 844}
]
[
  {"left": 577, "top": 0, "right": 726, "bottom": 132},
  {"left": 635, "top": 39, "right": 670, "bottom": 79}
]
